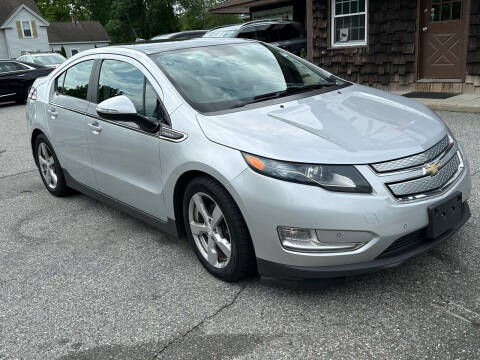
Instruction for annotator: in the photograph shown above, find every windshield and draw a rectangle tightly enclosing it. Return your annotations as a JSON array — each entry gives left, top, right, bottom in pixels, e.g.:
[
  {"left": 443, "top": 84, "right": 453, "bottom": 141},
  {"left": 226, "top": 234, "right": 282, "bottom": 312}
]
[
  {"left": 203, "top": 27, "right": 238, "bottom": 38},
  {"left": 150, "top": 42, "right": 346, "bottom": 113},
  {"left": 33, "top": 54, "right": 66, "bottom": 65}
]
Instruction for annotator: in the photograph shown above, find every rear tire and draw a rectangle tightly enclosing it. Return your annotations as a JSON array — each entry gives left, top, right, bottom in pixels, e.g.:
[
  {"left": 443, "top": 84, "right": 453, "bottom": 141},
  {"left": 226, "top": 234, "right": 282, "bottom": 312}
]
[
  {"left": 183, "top": 176, "right": 255, "bottom": 282},
  {"left": 34, "top": 134, "right": 71, "bottom": 197}
]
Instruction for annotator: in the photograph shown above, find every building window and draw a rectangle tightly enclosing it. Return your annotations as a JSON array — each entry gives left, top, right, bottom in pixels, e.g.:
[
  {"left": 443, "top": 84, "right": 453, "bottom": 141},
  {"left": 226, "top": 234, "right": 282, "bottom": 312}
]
[
  {"left": 331, "top": 0, "right": 367, "bottom": 47},
  {"left": 21, "top": 21, "right": 32, "bottom": 38},
  {"left": 431, "top": 0, "right": 462, "bottom": 22},
  {"left": 71, "top": 49, "right": 79, "bottom": 56}
]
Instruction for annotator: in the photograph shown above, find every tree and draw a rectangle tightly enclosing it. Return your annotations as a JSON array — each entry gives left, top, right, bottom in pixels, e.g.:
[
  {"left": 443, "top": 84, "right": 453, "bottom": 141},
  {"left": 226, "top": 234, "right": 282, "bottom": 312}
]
[
  {"left": 178, "top": 0, "right": 241, "bottom": 31},
  {"left": 104, "top": 0, "right": 178, "bottom": 43},
  {"left": 36, "top": 0, "right": 90, "bottom": 21},
  {"left": 60, "top": 46, "right": 67, "bottom": 57}
]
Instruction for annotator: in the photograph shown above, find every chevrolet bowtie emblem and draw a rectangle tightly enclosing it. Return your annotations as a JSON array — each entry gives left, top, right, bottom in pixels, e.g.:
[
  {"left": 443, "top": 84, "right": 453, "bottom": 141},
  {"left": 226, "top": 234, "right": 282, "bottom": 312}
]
[{"left": 424, "top": 162, "right": 441, "bottom": 176}]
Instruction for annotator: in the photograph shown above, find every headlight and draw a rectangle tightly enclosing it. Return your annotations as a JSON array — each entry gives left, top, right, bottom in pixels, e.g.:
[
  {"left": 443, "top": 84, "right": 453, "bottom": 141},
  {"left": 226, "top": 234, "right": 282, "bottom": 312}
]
[{"left": 242, "top": 153, "right": 372, "bottom": 193}]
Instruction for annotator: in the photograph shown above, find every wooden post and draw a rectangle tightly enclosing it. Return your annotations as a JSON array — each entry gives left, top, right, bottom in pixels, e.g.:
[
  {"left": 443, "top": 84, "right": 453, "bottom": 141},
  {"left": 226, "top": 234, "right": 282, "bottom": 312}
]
[{"left": 306, "top": 0, "right": 313, "bottom": 61}]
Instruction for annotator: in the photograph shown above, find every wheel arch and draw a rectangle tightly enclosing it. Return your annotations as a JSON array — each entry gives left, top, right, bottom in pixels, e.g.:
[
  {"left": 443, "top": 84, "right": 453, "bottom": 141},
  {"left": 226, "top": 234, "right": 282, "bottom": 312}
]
[
  {"left": 172, "top": 169, "right": 252, "bottom": 250},
  {"left": 30, "top": 128, "right": 46, "bottom": 165}
]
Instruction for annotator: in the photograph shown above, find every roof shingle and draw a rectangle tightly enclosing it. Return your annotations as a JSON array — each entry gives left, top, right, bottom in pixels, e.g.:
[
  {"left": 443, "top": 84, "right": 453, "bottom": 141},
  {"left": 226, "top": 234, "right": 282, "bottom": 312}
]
[
  {"left": 47, "top": 21, "right": 111, "bottom": 43},
  {"left": 0, "top": 0, "right": 41, "bottom": 25}
]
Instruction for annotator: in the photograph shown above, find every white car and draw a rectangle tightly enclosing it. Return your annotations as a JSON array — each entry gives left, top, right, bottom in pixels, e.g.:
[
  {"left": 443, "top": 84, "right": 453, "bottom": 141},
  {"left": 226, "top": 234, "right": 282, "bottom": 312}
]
[{"left": 17, "top": 53, "right": 66, "bottom": 69}]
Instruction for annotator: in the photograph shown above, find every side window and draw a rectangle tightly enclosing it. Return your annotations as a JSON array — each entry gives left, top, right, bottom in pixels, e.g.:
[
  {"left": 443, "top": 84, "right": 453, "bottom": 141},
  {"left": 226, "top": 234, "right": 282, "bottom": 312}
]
[
  {"left": 12, "top": 62, "right": 28, "bottom": 71},
  {"left": 61, "top": 60, "right": 94, "bottom": 100},
  {"left": 276, "top": 24, "right": 301, "bottom": 41},
  {"left": 56, "top": 72, "right": 66, "bottom": 93},
  {"left": 255, "top": 25, "right": 277, "bottom": 42},
  {"left": 98, "top": 60, "right": 144, "bottom": 112},
  {"left": 98, "top": 60, "right": 168, "bottom": 122},
  {"left": 237, "top": 27, "right": 256, "bottom": 40},
  {"left": 0, "top": 62, "right": 27, "bottom": 72},
  {"left": 145, "top": 80, "right": 168, "bottom": 125}
]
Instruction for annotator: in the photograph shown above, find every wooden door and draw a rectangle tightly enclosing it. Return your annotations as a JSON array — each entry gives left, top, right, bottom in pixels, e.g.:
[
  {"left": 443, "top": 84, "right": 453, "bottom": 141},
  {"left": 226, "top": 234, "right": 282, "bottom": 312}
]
[{"left": 419, "top": 0, "right": 468, "bottom": 79}]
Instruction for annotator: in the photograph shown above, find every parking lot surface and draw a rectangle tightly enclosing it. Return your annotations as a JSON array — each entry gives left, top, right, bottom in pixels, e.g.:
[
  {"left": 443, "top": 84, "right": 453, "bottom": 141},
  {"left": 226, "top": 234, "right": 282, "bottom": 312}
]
[{"left": 0, "top": 103, "right": 479, "bottom": 359}]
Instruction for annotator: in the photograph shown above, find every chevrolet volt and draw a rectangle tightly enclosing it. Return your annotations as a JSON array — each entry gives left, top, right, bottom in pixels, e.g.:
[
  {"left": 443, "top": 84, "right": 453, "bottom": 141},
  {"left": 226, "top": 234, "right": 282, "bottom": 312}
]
[{"left": 26, "top": 39, "right": 471, "bottom": 282}]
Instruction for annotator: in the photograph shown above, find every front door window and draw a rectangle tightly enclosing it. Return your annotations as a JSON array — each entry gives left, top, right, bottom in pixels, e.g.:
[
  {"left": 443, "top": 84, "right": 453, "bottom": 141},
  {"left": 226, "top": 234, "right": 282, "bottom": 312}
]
[{"left": 431, "top": 0, "right": 462, "bottom": 22}]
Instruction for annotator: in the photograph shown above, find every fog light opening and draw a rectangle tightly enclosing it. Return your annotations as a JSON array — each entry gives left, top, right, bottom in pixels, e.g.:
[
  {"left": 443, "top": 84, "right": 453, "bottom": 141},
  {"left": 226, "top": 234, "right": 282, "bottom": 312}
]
[{"left": 277, "top": 226, "right": 370, "bottom": 253}]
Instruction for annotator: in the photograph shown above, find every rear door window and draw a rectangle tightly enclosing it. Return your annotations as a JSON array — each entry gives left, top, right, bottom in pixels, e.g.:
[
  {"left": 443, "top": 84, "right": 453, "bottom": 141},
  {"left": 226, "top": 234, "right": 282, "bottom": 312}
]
[
  {"left": 237, "top": 27, "right": 256, "bottom": 40},
  {"left": 0, "top": 62, "right": 28, "bottom": 72},
  {"left": 255, "top": 25, "right": 277, "bottom": 42},
  {"left": 276, "top": 24, "right": 301, "bottom": 41}
]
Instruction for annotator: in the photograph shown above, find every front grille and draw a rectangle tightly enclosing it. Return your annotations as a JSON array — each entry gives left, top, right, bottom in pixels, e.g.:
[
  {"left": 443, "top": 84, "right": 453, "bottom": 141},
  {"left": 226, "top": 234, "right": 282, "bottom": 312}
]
[
  {"left": 377, "top": 228, "right": 428, "bottom": 259},
  {"left": 372, "top": 135, "right": 450, "bottom": 173},
  {"left": 387, "top": 153, "right": 461, "bottom": 198}
]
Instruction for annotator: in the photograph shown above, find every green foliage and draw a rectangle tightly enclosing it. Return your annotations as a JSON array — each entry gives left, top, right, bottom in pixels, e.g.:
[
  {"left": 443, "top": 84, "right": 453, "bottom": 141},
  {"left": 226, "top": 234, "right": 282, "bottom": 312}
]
[
  {"left": 60, "top": 46, "right": 67, "bottom": 57},
  {"left": 104, "top": 0, "right": 179, "bottom": 43},
  {"left": 37, "top": 0, "right": 240, "bottom": 44},
  {"left": 178, "top": 0, "right": 241, "bottom": 31},
  {"left": 36, "top": 0, "right": 90, "bottom": 22}
]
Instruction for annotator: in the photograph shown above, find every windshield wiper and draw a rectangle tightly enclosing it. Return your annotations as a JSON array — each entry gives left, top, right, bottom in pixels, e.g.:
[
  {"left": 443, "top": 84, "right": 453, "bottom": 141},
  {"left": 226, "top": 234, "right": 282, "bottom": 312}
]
[
  {"left": 251, "top": 82, "right": 338, "bottom": 103},
  {"left": 227, "top": 82, "right": 339, "bottom": 110}
]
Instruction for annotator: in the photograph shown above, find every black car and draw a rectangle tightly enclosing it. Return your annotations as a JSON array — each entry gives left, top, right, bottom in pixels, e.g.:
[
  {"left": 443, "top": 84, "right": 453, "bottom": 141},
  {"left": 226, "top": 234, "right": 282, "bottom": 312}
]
[
  {"left": 203, "top": 20, "right": 306, "bottom": 56},
  {"left": 0, "top": 60, "right": 53, "bottom": 103}
]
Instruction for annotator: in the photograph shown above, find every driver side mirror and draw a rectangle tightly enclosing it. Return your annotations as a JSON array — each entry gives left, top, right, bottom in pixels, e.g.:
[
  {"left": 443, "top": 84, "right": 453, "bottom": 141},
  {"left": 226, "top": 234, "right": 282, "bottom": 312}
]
[
  {"left": 96, "top": 95, "right": 159, "bottom": 133},
  {"left": 96, "top": 95, "right": 137, "bottom": 118}
]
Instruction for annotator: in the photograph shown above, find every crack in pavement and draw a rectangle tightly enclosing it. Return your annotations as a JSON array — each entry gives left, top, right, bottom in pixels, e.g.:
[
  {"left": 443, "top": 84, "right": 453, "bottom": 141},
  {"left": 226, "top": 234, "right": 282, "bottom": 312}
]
[
  {"left": 153, "top": 282, "right": 248, "bottom": 359},
  {"left": 0, "top": 169, "right": 36, "bottom": 180},
  {"left": 431, "top": 300, "right": 480, "bottom": 329}
]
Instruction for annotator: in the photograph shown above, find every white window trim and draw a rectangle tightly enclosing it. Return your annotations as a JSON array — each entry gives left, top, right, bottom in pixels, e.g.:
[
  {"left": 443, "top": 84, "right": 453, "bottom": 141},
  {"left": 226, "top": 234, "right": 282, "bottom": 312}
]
[
  {"left": 21, "top": 20, "right": 33, "bottom": 38},
  {"left": 331, "top": 0, "right": 368, "bottom": 48},
  {"left": 70, "top": 49, "right": 79, "bottom": 57}
]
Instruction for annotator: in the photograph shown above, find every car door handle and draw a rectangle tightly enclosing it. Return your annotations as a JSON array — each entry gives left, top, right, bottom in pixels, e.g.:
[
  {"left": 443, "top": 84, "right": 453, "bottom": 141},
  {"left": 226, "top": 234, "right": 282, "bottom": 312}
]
[
  {"left": 48, "top": 108, "right": 58, "bottom": 119},
  {"left": 88, "top": 121, "right": 102, "bottom": 134}
]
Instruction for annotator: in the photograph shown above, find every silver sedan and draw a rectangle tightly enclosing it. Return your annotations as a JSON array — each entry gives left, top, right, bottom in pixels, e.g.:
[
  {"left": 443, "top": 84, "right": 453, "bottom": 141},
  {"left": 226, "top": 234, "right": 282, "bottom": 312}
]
[{"left": 26, "top": 38, "right": 471, "bottom": 282}]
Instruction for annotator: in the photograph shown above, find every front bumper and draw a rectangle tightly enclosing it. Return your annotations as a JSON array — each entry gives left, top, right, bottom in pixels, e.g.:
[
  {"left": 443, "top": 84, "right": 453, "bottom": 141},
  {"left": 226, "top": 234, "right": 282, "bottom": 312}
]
[
  {"left": 230, "top": 156, "right": 472, "bottom": 277},
  {"left": 257, "top": 201, "right": 470, "bottom": 280}
]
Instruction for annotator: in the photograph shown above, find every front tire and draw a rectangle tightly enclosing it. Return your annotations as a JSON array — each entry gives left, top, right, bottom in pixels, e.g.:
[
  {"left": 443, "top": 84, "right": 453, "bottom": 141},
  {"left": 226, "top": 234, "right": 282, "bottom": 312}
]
[
  {"left": 183, "top": 176, "right": 255, "bottom": 282},
  {"left": 34, "top": 135, "right": 71, "bottom": 197}
]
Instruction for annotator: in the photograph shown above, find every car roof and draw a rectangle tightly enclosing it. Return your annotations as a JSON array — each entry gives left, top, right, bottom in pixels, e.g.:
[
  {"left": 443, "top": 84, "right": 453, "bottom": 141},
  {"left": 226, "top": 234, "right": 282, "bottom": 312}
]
[
  {"left": 207, "top": 19, "right": 298, "bottom": 32},
  {"left": 114, "top": 37, "right": 252, "bottom": 55},
  {"left": 29, "top": 53, "right": 62, "bottom": 57}
]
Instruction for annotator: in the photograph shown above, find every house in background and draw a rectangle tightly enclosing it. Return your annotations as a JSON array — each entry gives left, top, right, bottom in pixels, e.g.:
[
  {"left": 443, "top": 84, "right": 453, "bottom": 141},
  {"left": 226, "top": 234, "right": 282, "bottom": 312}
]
[
  {"left": 0, "top": 0, "right": 110, "bottom": 59},
  {"left": 47, "top": 20, "right": 111, "bottom": 58},
  {"left": 210, "top": 0, "right": 480, "bottom": 94},
  {"left": 0, "top": 0, "right": 50, "bottom": 58}
]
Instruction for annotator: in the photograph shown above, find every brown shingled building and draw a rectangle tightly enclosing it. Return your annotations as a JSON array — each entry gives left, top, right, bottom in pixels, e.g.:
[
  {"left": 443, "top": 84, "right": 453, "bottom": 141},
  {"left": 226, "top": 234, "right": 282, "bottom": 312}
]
[{"left": 210, "top": 0, "right": 480, "bottom": 94}]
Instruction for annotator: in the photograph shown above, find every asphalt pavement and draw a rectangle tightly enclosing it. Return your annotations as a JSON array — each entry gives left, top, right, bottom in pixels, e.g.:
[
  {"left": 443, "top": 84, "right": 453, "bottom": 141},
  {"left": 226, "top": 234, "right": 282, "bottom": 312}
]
[{"left": 0, "top": 103, "right": 479, "bottom": 359}]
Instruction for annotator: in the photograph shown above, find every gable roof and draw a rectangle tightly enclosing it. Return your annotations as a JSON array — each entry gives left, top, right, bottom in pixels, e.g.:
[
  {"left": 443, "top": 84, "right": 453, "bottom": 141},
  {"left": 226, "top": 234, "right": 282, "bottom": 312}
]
[
  {"left": 0, "top": 0, "right": 42, "bottom": 25},
  {"left": 47, "top": 21, "right": 111, "bottom": 43}
]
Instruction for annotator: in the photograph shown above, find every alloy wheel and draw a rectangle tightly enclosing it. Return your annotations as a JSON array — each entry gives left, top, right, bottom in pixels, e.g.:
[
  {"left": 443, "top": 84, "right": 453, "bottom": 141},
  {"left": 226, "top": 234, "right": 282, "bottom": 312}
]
[
  {"left": 188, "top": 192, "right": 232, "bottom": 268},
  {"left": 38, "top": 143, "right": 57, "bottom": 189}
]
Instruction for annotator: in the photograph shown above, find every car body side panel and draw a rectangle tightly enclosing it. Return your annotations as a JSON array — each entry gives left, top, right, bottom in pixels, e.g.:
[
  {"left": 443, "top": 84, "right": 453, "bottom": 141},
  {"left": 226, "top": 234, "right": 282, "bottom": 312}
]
[
  {"left": 160, "top": 105, "right": 249, "bottom": 221},
  {"left": 49, "top": 93, "right": 95, "bottom": 187}
]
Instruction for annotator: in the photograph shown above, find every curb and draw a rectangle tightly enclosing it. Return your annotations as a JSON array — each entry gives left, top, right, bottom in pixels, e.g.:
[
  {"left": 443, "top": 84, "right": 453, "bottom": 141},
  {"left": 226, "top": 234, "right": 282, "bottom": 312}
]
[{"left": 425, "top": 104, "right": 480, "bottom": 113}]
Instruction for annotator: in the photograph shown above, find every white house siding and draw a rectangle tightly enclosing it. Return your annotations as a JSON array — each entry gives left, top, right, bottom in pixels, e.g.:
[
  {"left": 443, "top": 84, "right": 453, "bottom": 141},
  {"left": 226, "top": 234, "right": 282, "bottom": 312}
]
[
  {"left": 50, "top": 42, "right": 109, "bottom": 58},
  {"left": 0, "top": 31, "right": 8, "bottom": 58},
  {"left": 2, "top": 7, "right": 49, "bottom": 58}
]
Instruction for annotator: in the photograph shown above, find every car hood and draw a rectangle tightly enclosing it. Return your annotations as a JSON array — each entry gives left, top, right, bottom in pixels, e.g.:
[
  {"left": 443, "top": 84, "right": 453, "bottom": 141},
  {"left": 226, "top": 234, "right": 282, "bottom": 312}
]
[{"left": 195, "top": 85, "right": 447, "bottom": 164}]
